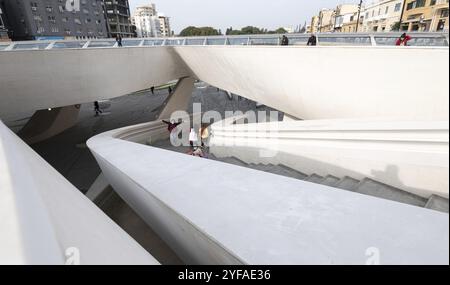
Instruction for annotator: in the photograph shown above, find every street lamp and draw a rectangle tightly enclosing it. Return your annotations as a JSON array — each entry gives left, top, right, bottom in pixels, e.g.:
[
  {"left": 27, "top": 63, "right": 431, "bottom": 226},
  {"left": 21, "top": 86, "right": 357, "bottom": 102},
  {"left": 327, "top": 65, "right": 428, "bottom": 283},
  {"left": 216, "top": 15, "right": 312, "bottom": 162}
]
[{"left": 356, "top": 0, "right": 363, "bottom": 33}]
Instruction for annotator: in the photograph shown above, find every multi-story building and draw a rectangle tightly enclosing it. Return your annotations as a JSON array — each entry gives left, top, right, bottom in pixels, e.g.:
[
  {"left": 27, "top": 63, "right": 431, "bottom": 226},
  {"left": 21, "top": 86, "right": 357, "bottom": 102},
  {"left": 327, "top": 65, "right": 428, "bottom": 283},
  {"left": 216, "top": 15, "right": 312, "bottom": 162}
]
[
  {"left": 400, "top": 0, "right": 449, "bottom": 31},
  {"left": 341, "top": 11, "right": 363, "bottom": 32},
  {"left": 310, "top": 15, "right": 320, "bottom": 33},
  {"left": 318, "top": 9, "right": 335, "bottom": 32},
  {"left": 361, "top": 0, "right": 404, "bottom": 32},
  {"left": 103, "top": 0, "right": 133, "bottom": 38},
  {"left": 0, "top": 6, "right": 9, "bottom": 41},
  {"left": 334, "top": 4, "right": 360, "bottom": 32},
  {"left": 158, "top": 13, "right": 171, "bottom": 37},
  {"left": 132, "top": 4, "right": 160, "bottom": 38},
  {"left": 0, "top": 0, "right": 108, "bottom": 41}
]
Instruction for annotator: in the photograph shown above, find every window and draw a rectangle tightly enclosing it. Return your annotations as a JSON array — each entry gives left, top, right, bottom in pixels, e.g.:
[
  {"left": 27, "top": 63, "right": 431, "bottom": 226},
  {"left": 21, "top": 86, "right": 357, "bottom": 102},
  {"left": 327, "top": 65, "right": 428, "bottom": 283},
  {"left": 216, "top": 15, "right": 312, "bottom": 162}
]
[
  {"left": 430, "top": 0, "right": 437, "bottom": 5},
  {"left": 394, "top": 3, "right": 402, "bottom": 12},
  {"left": 416, "top": 0, "right": 426, "bottom": 8},
  {"left": 385, "top": 6, "right": 389, "bottom": 14}
]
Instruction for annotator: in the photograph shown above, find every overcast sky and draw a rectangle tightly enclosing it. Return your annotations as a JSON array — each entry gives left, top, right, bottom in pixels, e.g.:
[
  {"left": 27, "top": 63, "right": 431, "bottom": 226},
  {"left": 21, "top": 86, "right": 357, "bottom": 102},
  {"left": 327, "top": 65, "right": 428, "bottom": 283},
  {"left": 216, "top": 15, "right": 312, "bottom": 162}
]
[{"left": 128, "top": 0, "right": 361, "bottom": 34}]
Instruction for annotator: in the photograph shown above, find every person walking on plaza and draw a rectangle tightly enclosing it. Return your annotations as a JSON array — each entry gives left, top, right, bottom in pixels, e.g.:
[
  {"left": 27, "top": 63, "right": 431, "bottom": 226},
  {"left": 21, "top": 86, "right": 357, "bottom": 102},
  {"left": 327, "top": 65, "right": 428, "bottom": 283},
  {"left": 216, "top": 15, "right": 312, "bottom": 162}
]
[
  {"left": 307, "top": 34, "right": 317, "bottom": 46},
  {"left": 162, "top": 119, "right": 182, "bottom": 144},
  {"left": 280, "top": 35, "right": 289, "bottom": 46},
  {"left": 396, "top": 33, "right": 411, "bottom": 46},
  {"left": 189, "top": 128, "right": 198, "bottom": 148},
  {"left": 150, "top": 86, "right": 155, "bottom": 95},
  {"left": 94, "top": 101, "right": 102, "bottom": 116},
  {"left": 199, "top": 126, "right": 210, "bottom": 147},
  {"left": 168, "top": 86, "right": 172, "bottom": 94},
  {"left": 116, "top": 34, "right": 122, "bottom": 47}
]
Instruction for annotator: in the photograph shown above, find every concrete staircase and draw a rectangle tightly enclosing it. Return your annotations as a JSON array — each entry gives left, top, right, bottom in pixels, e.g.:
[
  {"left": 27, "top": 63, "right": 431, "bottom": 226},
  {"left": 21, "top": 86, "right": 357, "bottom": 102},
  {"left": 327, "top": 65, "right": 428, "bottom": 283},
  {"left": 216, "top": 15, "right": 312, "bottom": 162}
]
[{"left": 209, "top": 155, "right": 449, "bottom": 213}]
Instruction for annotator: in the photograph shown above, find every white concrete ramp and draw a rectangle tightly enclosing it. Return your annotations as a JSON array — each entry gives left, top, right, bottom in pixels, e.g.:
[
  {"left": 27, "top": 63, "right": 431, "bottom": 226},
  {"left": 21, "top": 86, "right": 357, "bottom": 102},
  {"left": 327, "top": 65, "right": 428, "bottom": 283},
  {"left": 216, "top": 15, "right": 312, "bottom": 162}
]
[
  {"left": 0, "top": 121, "right": 158, "bottom": 265},
  {"left": 87, "top": 122, "right": 449, "bottom": 265}
]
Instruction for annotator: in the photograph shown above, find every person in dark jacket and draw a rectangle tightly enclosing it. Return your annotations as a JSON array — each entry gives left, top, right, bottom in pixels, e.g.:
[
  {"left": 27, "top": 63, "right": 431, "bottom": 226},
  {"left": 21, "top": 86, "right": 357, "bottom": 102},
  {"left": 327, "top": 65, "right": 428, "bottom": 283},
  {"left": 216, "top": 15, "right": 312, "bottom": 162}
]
[
  {"left": 116, "top": 35, "right": 122, "bottom": 47},
  {"left": 150, "top": 86, "right": 155, "bottom": 94},
  {"left": 280, "top": 35, "right": 289, "bottom": 46},
  {"left": 162, "top": 119, "right": 183, "bottom": 144},
  {"left": 307, "top": 34, "right": 317, "bottom": 46},
  {"left": 94, "top": 101, "right": 102, "bottom": 116}
]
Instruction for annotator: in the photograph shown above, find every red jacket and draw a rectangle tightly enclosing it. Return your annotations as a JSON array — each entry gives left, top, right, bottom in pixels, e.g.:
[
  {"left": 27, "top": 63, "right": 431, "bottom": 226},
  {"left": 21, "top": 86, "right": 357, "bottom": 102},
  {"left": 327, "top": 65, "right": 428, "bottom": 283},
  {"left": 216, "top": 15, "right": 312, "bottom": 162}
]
[{"left": 396, "top": 35, "right": 411, "bottom": 46}]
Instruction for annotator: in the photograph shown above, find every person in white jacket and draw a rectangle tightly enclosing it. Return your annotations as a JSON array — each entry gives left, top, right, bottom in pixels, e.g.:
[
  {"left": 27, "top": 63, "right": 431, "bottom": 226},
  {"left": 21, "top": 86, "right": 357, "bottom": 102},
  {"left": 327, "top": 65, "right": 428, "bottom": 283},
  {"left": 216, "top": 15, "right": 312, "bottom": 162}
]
[{"left": 189, "top": 128, "right": 198, "bottom": 147}]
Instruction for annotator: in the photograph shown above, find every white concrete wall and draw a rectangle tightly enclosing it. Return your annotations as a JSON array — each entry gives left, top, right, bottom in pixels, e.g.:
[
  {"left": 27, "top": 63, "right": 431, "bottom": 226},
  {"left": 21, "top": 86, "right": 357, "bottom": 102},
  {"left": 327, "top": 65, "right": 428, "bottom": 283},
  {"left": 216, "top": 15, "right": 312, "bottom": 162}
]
[
  {"left": 174, "top": 46, "right": 449, "bottom": 121},
  {"left": 210, "top": 117, "right": 449, "bottom": 198},
  {"left": 87, "top": 121, "right": 449, "bottom": 265},
  {"left": 0, "top": 121, "right": 158, "bottom": 265},
  {"left": 0, "top": 47, "right": 190, "bottom": 121},
  {"left": 1, "top": 46, "right": 448, "bottom": 123}
]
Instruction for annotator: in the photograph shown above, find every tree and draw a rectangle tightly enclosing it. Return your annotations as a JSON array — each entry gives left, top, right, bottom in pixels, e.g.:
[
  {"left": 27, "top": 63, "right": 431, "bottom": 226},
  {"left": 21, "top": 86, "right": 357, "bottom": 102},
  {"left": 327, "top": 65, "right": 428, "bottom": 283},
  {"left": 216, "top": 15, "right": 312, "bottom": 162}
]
[
  {"left": 274, "top": 27, "right": 288, "bottom": 34},
  {"left": 179, "top": 26, "right": 221, "bottom": 37},
  {"left": 391, "top": 22, "right": 401, "bottom": 31}
]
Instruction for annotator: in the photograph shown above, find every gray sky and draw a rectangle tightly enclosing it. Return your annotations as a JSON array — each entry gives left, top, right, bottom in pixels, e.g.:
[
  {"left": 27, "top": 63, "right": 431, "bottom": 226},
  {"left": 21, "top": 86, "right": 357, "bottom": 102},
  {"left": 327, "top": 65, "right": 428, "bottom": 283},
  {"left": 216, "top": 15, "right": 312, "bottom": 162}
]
[{"left": 129, "top": 0, "right": 361, "bottom": 34}]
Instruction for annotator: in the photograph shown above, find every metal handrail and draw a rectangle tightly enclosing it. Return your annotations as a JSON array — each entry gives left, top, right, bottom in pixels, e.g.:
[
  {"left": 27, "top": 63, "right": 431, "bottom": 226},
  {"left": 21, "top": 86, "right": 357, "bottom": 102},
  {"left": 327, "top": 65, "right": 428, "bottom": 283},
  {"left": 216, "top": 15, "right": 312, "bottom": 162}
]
[{"left": 0, "top": 32, "right": 448, "bottom": 51}]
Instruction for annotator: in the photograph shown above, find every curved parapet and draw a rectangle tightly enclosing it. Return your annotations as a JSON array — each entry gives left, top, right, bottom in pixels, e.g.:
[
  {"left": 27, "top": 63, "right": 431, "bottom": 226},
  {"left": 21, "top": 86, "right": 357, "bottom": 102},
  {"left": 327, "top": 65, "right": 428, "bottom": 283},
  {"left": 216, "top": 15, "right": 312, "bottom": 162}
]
[
  {"left": 87, "top": 120, "right": 449, "bottom": 265},
  {"left": 1, "top": 45, "right": 448, "bottom": 123},
  {"left": 0, "top": 47, "right": 190, "bottom": 121},
  {"left": 0, "top": 121, "right": 158, "bottom": 265},
  {"left": 209, "top": 117, "right": 449, "bottom": 198},
  {"left": 174, "top": 45, "right": 449, "bottom": 121}
]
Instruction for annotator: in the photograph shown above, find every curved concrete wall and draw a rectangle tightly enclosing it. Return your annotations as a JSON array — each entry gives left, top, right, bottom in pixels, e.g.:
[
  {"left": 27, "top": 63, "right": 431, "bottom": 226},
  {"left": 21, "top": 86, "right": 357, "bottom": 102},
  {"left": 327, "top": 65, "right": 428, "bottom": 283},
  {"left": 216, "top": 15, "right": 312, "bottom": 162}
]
[
  {"left": 87, "top": 121, "right": 449, "bottom": 265},
  {"left": 174, "top": 46, "right": 449, "bottom": 121},
  {"left": 1, "top": 46, "right": 448, "bottom": 122},
  {"left": 0, "top": 121, "right": 158, "bottom": 265},
  {"left": 0, "top": 47, "right": 190, "bottom": 121},
  {"left": 210, "top": 117, "right": 449, "bottom": 198}
]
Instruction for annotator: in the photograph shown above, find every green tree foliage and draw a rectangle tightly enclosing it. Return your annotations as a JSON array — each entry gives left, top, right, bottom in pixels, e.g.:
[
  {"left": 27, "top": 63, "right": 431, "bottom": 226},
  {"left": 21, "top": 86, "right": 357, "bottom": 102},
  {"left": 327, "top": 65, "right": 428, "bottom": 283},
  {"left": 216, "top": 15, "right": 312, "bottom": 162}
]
[
  {"left": 225, "top": 26, "right": 289, "bottom": 35},
  {"left": 179, "top": 26, "right": 221, "bottom": 37},
  {"left": 391, "top": 22, "right": 401, "bottom": 31}
]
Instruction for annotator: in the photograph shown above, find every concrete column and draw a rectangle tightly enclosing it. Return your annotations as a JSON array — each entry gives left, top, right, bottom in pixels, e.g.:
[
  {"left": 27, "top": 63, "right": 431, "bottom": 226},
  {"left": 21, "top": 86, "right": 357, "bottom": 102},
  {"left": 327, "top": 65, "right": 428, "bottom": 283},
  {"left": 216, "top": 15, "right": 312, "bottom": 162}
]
[{"left": 158, "top": 77, "right": 196, "bottom": 120}]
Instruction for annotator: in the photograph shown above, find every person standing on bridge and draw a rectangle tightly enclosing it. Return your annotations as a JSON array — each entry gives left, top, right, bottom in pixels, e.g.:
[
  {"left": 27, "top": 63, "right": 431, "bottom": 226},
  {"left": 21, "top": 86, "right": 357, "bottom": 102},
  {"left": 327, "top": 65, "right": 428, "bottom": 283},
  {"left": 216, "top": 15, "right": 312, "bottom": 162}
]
[
  {"left": 116, "top": 34, "right": 122, "bottom": 47},
  {"left": 307, "top": 34, "right": 317, "bottom": 46},
  {"left": 396, "top": 33, "right": 411, "bottom": 46},
  {"left": 280, "top": 35, "right": 289, "bottom": 46}
]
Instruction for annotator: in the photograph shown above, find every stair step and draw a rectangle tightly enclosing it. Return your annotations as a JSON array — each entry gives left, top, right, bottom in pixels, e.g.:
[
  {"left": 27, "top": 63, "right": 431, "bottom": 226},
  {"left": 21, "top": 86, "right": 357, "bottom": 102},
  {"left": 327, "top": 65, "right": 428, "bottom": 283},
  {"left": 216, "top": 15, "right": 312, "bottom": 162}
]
[
  {"left": 355, "top": 178, "right": 427, "bottom": 207},
  {"left": 306, "top": 174, "right": 324, "bottom": 184},
  {"left": 425, "top": 195, "right": 449, "bottom": 213},
  {"left": 335, "top": 176, "right": 360, "bottom": 191},
  {"left": 318, "top": 175, "right": 340, "bottom": 187},
  {"left": 277, "top": 165, "right": 308, "bottom": 180},
  {"left": 219, "top": 157, "right": 248, "bottom": 167}
]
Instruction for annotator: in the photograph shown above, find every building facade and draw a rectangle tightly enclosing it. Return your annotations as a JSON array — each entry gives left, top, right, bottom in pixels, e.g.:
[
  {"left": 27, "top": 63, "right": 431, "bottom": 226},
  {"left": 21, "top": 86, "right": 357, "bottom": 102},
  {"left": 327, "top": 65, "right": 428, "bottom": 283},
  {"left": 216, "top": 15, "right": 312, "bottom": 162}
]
[
  {"left": 158, "top": 14, "right": 171, "bottom": 37},
  {"left": 132, "top": 4, "right": 160, "bottom": 38},
  {"left": 401, "top": 0, "right": 449, "bottom": 31},
  {"left": 362, "top": 0, "right": 404, "bottom": 32},
  {"left": 0, "top": 0, "right": 108, "bottom": 41},
  {"left": 318, "top": 9, "right": 335, "bottom": 32},
  {"left": 0, "top": 6, "right": 9, "bottom": 41},
  {"left": 310, "top": 15, "right": 320, "bottom": 33},
  {"left": 334, "top": 4, "right": 360, "bottom": 32},
  {"left": 103, "top": 0, "right": 133, "bottom": 38}
]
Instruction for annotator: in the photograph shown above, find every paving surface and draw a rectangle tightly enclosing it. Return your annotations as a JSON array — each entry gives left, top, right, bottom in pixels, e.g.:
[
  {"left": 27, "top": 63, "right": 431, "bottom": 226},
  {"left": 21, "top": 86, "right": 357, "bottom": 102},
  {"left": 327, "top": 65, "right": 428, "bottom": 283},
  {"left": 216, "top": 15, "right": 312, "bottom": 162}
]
[{"left": 20, "top": 83, "right": 281, "bottom": 265}]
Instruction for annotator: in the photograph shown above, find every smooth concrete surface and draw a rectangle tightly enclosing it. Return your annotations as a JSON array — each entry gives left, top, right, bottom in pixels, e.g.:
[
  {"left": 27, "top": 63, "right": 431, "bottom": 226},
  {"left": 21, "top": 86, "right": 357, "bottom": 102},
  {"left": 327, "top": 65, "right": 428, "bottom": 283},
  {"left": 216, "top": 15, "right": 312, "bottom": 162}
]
[
  {"left": 87, "top": 121, "right": 449, "bottom": 265},
  {"left": 210, "top": 117, "right": 449, "bottom": 198},
  {"left": 0, "top": 47, "right": 189, "bottom": 121},
  {"left": 1, "top": 46, "right": 448, "bottom": 122},
  {"left": 174, "top": 46, "right": 449, "bottom": 121},
  {"left": 98, "top": 187, "right": 183, "bottom": 265},
  {"left": 0, "top": 121, "right": 158, "bottom": 265},
  {"left": 158, "top": 77, "right": 196, "bottom": 120},
  {"left": 18, "top": 105, "right": 81, "bottom": 144}
]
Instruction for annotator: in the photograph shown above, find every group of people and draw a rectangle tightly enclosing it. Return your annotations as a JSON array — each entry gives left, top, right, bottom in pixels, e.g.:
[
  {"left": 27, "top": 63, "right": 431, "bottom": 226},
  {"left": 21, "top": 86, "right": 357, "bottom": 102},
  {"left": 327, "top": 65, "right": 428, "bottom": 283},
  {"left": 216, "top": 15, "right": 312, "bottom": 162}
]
[
  {"left": 162, "top": 120, "right": 210, "bottom": 158},
  {"left": 279, "top": 33, "right": 411, "bottom": 47}
]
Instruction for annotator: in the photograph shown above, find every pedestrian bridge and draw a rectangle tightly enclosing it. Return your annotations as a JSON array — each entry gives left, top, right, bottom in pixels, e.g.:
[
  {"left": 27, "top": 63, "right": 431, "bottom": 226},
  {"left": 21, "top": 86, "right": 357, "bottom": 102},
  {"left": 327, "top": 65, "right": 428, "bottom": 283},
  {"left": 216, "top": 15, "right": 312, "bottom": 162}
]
[
  {"left": 0, "top": 33, "right": 449, "bottom": 264},
  {"left": 0, "top": 32, "right": 448, "bottom": 122}
]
